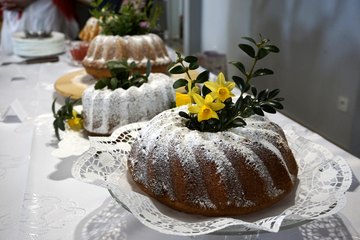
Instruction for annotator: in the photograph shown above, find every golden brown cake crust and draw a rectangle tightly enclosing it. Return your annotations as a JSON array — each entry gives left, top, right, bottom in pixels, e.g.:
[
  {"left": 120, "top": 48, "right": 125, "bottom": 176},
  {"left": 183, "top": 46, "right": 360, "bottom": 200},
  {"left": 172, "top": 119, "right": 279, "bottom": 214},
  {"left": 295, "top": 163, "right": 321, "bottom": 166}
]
[
  {"left": 78, "top": 17, "right": 102, "bottom": 42},
  {"left": 82, "top": 34, "right": 172, "bottom": 79},
  {"left": 83, "top": 64, "right": 170, "bottom": 80},
  {"left": 127, "top": 108, "right": 298, "bottom": 217}
]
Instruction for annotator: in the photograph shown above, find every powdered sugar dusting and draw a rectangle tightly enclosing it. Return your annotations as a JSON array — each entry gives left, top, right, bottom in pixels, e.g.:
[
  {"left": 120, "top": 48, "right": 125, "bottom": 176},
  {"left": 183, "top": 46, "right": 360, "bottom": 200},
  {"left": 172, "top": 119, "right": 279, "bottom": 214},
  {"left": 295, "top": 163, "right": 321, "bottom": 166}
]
[
  {"left": 82, "top": 73, "right": 175, "bottom": 135},
  {"left": 83, "top": 34, "right": 172, "bottom": 68},
  {"left": 128, "top": 106, "right": 296, "bottom": 211}
]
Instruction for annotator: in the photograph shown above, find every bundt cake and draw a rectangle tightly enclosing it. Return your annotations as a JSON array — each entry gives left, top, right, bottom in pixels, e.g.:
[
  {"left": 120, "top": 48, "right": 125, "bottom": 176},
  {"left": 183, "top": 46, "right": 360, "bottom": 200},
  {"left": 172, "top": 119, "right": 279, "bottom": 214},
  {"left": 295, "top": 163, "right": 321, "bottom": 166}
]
[
  {"left": 78, "top": 17, "right": 102, "bottom": 42},
  {"left": 82, "top": 34, "right": 172, "bottom": 79},
  {"left": 82, "top": 73, "right": 175, "bottom": 135},
  {"left": 127, "top": 107, "right": 298, "bottom": 216}
]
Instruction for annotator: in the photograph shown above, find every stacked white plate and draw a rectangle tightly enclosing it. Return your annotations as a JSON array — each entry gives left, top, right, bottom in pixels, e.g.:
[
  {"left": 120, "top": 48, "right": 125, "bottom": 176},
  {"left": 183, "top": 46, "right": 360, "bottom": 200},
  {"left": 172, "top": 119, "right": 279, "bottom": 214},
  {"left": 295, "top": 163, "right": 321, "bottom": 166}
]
[{"left": 11, "top": 31, "right": 65, "bottom": 57}]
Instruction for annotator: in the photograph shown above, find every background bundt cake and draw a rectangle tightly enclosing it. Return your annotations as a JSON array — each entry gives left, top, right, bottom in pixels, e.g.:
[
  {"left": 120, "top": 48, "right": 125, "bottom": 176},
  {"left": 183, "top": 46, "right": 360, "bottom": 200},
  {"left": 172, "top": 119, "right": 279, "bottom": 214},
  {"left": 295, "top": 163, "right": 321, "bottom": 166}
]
[
  {"left": 82, "top": 34, "right": 172, "bottom": 79},
  {"left": 82, "top": 73, "right": 175, "bottom": 135},
  {"left": 127, "top": 107, "right": 298, "bottom": 216},
  {"left": 78, "top": 17, "right": 102, "bottom": 42}
]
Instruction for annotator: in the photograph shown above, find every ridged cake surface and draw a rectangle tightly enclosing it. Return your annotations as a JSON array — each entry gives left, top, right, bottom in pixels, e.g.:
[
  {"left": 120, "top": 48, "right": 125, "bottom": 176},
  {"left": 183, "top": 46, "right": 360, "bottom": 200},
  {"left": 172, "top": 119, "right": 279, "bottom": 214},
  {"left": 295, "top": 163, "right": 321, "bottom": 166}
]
[
  {"left": 128, "top": 107, "right": 298, "bottom": 216},
  {"left": 82, "top": 73, "right": 175, "bottom": 135},
  {"left": 82, "top": 33, "right": 172, "bottom": 78},
  {"left": 78, "top": 17, "right": 101, "bottom": 42}
]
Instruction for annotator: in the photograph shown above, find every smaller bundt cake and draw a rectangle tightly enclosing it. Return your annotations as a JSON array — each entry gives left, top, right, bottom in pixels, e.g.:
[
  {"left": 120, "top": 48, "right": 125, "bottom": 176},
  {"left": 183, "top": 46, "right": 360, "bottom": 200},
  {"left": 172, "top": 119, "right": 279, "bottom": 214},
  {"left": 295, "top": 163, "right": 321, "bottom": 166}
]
[
  {"left": 82, "top": 34, "right": 172, "bottom": 79},
  {"left": 127, "top": 107, "right": 298, "bottom": 216},
  {"left": 78, "top": 17, "right": 102, "bottom": 42},
  {"left": 82, "top": 73, "right": 175, "bottom": 135}
]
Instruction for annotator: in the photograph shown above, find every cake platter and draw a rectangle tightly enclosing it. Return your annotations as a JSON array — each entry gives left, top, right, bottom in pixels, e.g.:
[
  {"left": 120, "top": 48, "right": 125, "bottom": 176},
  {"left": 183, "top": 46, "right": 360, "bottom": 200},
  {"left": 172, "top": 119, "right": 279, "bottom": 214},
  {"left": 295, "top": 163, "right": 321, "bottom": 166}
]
[
  {"left": 54, "top": 69, "right": 96, "bottom": 99},
  {"left": 12, "top": 31, "right": 66, "bottom": 57},
  {"left": 71, "top": 122, "right": 352, "bottom": 236}
]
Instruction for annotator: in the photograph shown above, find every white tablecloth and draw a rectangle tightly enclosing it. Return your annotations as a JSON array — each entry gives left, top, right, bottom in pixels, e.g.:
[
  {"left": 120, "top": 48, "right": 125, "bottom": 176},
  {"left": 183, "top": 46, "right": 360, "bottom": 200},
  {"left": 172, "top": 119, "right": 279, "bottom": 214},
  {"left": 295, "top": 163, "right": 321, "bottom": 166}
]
[{"left": 0, "top": 52, "right": 359, "bottom": 239}]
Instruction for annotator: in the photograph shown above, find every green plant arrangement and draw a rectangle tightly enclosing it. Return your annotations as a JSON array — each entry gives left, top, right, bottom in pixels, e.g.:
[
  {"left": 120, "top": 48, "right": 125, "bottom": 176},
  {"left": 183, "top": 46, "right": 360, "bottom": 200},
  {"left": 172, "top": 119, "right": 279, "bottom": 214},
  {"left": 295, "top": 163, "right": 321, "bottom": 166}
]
[
  {"left": 94, "top": 59, "right": 151, "bottom": 90},
  {"left": 52, "top": 98, "right": 83, "bottom": 140},
  {"left": 169, "top": 35, "right": 284, "bottom": 132},
  {"left": 90, "top": 0, "right": 161, "bottom": 36}
]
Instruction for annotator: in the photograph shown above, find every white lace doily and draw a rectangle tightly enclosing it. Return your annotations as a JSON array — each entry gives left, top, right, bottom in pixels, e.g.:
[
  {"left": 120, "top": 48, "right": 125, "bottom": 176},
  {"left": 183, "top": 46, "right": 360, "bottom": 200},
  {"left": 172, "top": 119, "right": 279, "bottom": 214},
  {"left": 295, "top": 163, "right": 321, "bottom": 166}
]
[{"left": 72, "top": 122, "right": 352, "bottom": 236}]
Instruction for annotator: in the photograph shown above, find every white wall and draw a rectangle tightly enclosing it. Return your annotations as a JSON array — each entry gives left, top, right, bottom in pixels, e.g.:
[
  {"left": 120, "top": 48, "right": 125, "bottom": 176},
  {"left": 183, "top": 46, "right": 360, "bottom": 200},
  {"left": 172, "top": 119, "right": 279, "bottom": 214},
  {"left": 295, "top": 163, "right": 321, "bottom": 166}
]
[
  {"left": 201, "top": 0, "right": 252, "bottom": 73},
  {"left": 200, "top": 0, "right": 360, "bottom": 156},
  {"left": 166, "top": 0, "right": 182, "bottom": 40}
]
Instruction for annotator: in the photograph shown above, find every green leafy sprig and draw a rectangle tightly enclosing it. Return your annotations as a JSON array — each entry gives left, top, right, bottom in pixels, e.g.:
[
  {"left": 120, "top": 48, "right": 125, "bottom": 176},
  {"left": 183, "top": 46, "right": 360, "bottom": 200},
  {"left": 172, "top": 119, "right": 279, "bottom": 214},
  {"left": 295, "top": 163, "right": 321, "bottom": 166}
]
[
  {"left": 170, "top": 35, "right": 284, "bottom": 132},
  {"left": 169, "top": 51, "right": 210, "bottom": 94},
  {"left": 52, "top": 98, "right": 82, "bottom": 140},
  {"left": 90, "top": 0, "right": 161, "bottom": 36},
  {"left": 95, "top": 60, "right": 151, "bottom": 90},
  {"left": 230, "top": 36, "right": 283, "bottom": 118}
]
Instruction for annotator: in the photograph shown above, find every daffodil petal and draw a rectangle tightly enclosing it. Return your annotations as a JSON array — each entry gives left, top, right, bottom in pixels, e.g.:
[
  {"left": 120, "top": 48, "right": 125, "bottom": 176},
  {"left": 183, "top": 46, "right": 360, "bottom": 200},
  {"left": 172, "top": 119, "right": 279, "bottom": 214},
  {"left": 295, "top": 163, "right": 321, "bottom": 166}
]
[
  {"left": 204, "top": 94, "right": 215, "bottom": 105},
  {"left": 176, "top": 92, "right": 191, "bottom": 107},
  {"left": 225, "top": 81, "right": 235, "bottom": 90},
  {"left": 198, "top": 107, "right": 219, "bottom": 121},
  {"left": 188, "top": 105, "right": 200, "bottom": 114},
  {"left": 191, "top": 86, "right": 200, "bottom": 94},
  {"left": 208, "top": 110, "right": 219, "bottom": 119},
  {"left": 67, "top": 118, "right": 83, "bottom": 131},
  {"left": 192, "top": 93, "right": 205, "bottom": 106},
  {"left": 209, "top": 101, "right": 225, "bottom": 111},
  {"left": 204, "top": 81, "right": 219, "bottom": 92},
  {"left": 217, "top": 72, "right": 226, "bottom": 85},
  {"left": 72, "top": 110, "right": 78, "bottom": 118}
]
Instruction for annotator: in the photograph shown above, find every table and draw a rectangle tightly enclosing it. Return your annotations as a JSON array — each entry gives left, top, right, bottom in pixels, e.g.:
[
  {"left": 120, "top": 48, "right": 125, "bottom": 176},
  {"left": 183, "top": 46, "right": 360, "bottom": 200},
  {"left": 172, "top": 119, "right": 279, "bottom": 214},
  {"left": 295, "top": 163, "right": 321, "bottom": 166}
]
[{"left": 0, "top": 52, "right": 359, "bottom": 239}]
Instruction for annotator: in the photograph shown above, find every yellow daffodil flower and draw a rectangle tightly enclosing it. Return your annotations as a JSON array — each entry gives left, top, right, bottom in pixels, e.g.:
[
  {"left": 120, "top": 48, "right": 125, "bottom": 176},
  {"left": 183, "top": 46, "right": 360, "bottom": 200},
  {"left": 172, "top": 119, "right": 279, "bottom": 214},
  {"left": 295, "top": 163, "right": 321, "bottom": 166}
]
[
  {"left": 176, "top": 92, "right": 191, "bottom": 106},
  {"left": 67, "top": 110, "right": 83, "bottom": 131},
  {"left": 188, "top": 93, "right": 225, "bottom": 122},
  {"left": 175, "top": 86, "right": 200, "bottom": 107},
  {"left": 204, "top": 72, "right": 235, "bottom": 102}
]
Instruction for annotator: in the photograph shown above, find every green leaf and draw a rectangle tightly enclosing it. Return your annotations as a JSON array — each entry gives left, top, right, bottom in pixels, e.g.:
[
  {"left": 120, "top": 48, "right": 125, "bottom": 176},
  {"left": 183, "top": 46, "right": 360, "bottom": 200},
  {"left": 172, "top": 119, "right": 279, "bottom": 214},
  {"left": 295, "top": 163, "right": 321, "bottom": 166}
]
[
  {"left": 274, "top": 97, "right": 285, "bottom": 101},
  {"left": 229, "top": 61, "right": 246, "bottom": 75},
  {"left": 241, "top": 107, "right": 255, "bottom": 118},
  {"left": 231, "top": 117, "right": 247, "bottom": 127},
  {"left": 173, "top": 78, "right": 188, "bottom": 89},
  {"left": 179, "top": 111, "right": 190, "bottom": 119},
  {"left": 167, "top": 61, "right": 176, "bottom": 71},
  {"left": 243, "top": 83, "right": 250, "bottom": 92},
  {"left": 232, "top": 76, "right": 246, "bottom": 91},
  {"left": 242, "top": 36, "right": 257, "bottom": 45},
  {"left": 269, "top": 101, "right": 284, "bottom": 109},
  {"left": 189, "top": 62, "right": 199, "bottom": 70},
  {"left": 169, "top": 65, "right": 186, "bottom": 74},
  {"left": 202, "top": 85, "right": 211, "bottom": 96},
  {"left": 176, "top": 51, "right": 182, "bottom": 60},
  {"left": 238, "top": 44, "right": 255, "bottom": 58},
  {"left": 268, "top": 89, "right": 280, "bottom": 99},
  {"left": 110, "top": 77, "right": 118, "bottom": 90},
  {"left": 251, "top": 86, "right": 257, "bottom": 97},
  {"left": 256, "top": 48, "right": 270, "bottom": 60},
  {"left": 261, "top": 104, "right": 276, "bottom": 113},
  {"left": 58, "top": 117, "right": 66, "bottom": 131},
  {"left": 94, "top": 79, "right": 108, "bottom": 89},
  {"left": 195, "top": 70, "right": 209, "bottom": 83},
  {"left": 184, "top": 56, "right": 198, "bottom": 63},
  {"left": 235, "top": 97, "right": 243, "bottom": 112},
  {"left": 51, "top": 98, "right": 57, "bottom": 116},
  {"left": 146, "top": 59, "right": 152, "bottom": 77},
  {"left": 53, "top": 119, "right": 61, "bottom": 140},
  {"left": 243, "top": 95, "right": 253, "bottom": 105},
  {"left": 258, "top": 89, "right": 269, "bottom": 101},
  {"left": 253, "top": 68, "right": 274, "bottom": 77},
  {"left": 253, "top": 107, "right": 264, "bottom": 116},
  {"left": 264, "top": 45, "right": 280, "bottom": 53}
]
